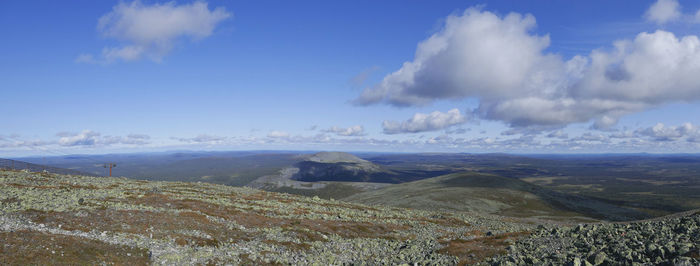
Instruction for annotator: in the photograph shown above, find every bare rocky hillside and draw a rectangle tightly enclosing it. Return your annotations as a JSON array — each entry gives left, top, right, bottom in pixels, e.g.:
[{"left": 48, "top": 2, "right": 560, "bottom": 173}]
[
  {"left": 0, "top": 169, "right": 532, "bottom": 265},
  {"left": 1, "top": 169, "right": 697, "bottom": 265}
]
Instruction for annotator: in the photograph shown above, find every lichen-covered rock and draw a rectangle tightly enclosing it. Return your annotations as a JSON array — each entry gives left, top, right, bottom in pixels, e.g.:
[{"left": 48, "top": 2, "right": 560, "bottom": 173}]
[
  {"left": 490, "top": 211, "right": 700, "bottom": 265},
  {"left": 0, "top": 169, "right": 533, "bottom": 265}
]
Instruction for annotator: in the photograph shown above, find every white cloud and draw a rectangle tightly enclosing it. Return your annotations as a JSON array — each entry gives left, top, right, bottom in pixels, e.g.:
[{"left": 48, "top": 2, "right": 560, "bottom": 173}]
[
  {"left": 356, "top": 7, "right": 700, "bottom": 130},
  {"left": 355, "top": 8, "right": 562, "bottom": 107},
  {"left": 324, "top": 125, "right": 366, "bottom": 136},
  {"left": 383, "top": 109, "right": 467, "bottom": 134},
  {"left": 572, "top": 132, "right": 609, "bottom": 143},
  {"left": 635, "top": 122, "right": 699, "bottom": 141},
  {"left": 645, "top": 0, "right": 681, "bottom": 24},
  {"left": 173, "top": 134, "right": 226, "bottom": 144},
  {"left": 267, "top": 131, "right": 290, "bottom": 138},
  {"left": 79, "top": 0, "right": 230, "bottom": 63},
  {"left": 58, "top": 131, "right": 152, "bottom": 146},
  {"left": 58, "top": 130, "right": 100, "bottom": 146},
  {"left": 103, "top": 134, "right": 151, "bottom": 145},
  {"left": 0, "top": 139, "right": 52, "bottom": 149}
]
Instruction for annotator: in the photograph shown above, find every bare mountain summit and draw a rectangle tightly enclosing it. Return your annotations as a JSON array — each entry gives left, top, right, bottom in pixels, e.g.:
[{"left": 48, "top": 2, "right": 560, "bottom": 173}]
[{"left": 292, "top": 152, "right": 388, "bottom": 182}]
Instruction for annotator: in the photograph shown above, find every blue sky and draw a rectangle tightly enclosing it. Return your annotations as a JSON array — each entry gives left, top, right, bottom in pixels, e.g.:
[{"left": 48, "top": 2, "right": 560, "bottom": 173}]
[{"left": 2, "top": 0, "right": 700, "bottom": 156}]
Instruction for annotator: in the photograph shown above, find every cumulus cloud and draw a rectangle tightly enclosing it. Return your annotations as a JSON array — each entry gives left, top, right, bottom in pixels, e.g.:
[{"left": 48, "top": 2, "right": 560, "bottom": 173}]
[
  {"left": 79, "top": 0, "right": 230, "bottom": 63},
  {"left": 383, "top": 109, "right": 467, "bottom": 134},
  {"left": 58, "top": 131, "right": 101, "bottom": 146},
  {"left": 635, "top": 122, "right": 699, "bottom": 141},
  {"left": 645, "top": 0, "right": 681, "bottom": 24},
  {"left": 58, "top": 131, "right": 152, "bottom": 146},
  {"left": 324, "top": 125, "right": 366, "bottom": 136},
  {"left": 356, "top": 7, "right": 700, "bottom": 130}
]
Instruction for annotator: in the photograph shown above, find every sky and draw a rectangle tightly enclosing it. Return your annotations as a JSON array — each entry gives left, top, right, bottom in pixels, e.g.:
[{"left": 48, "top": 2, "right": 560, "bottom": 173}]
[{"left": 3, "top": 0, "right": 700, "bottom": 156}]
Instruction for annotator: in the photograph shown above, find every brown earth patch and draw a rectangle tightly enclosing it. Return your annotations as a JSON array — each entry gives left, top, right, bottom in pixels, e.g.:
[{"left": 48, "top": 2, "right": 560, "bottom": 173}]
[{"left": 437, "top": 231, "right": 531, "bottom": 265}]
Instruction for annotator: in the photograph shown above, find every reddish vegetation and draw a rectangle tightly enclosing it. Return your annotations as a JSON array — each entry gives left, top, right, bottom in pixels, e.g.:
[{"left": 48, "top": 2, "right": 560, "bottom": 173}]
[
  {"left": 0, "top": 230, "right": 150, "bottom": 265},
  {"left": 19, "top": 191, "right": 413, "bottom": 254},
  {"left": 124, "top": 193, "right": 410, "bottom": 241},
  {"left": 21, "top": 208, "right": 250, "bottom": 247},
  {"left": 437, "top": 231, "right": 531, "bottom": 266}
]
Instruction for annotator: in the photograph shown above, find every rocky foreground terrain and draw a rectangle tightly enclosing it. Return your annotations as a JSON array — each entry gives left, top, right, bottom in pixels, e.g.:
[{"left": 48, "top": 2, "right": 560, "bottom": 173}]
[
  {"left": 0, "top": 169, "right": 698, "bottom": 265},
  {"left": 489, "top": 213, "right": 700, "bottom": 265}
]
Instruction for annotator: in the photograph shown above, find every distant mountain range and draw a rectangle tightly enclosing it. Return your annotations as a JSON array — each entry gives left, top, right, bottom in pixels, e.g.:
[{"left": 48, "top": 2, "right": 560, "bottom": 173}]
[{"left": 13, "top": 150, "right": 700, "bottom": 221}]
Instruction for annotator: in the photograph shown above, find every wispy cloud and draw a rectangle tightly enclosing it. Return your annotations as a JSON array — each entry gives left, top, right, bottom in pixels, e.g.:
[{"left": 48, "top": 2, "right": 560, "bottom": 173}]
[
  {"left": 172, "top": 134, "right": 226, "bottom": 144},
  {"left": 350, "top": 66, "right": 380, "bottom": 87}
]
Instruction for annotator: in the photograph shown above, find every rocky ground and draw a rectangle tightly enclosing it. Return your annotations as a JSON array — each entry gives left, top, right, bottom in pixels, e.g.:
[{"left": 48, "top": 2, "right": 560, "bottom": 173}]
[
  {"left": 0, "top": 169, "right": 531, "bottom": 265},
  {"left": 488, "top": 212, "right": 700, "bottom": 265},
  {"left": 1, "top": 169, "right": 698, "bottom": 265}
]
